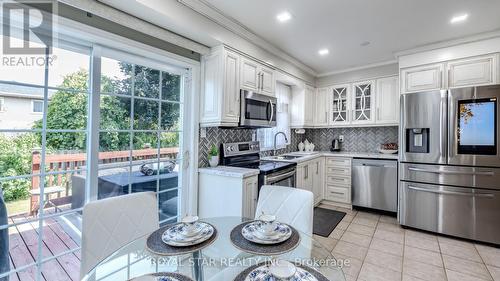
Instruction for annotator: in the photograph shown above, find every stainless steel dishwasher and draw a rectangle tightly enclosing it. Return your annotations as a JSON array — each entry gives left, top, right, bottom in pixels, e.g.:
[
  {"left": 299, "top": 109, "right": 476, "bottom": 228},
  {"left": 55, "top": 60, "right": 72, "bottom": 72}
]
[{"left": 352, "top": 158, "right": 398, "bottom": 212}]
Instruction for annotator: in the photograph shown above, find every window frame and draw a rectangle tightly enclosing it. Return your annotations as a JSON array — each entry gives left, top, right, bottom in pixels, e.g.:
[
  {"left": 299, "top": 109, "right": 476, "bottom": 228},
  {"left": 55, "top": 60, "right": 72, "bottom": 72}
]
[
  {"left": 0, "top": 97, "right": 4, "bottom": 112},
  {"left": 30, "top": 99, "right": 44, "bottom": 113}
]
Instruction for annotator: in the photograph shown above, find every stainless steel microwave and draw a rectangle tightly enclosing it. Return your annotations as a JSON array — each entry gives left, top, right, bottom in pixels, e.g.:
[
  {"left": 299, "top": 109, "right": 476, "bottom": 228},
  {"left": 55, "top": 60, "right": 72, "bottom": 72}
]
[{"left": 239, "top": 90, "right": 277, "bottom": 128}]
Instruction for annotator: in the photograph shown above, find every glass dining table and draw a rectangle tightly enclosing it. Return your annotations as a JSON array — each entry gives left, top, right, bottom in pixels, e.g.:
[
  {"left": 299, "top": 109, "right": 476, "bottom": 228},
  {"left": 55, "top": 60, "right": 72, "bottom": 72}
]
[{"left": 82, "top": 217, "right": 347, "bottom": 281}]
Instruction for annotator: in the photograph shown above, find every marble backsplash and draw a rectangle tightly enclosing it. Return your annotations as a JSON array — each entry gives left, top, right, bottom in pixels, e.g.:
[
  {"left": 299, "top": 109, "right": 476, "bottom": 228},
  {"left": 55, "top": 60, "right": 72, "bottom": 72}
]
[{"left": 198, "top": 126, "right": 398, "bottom": 167}]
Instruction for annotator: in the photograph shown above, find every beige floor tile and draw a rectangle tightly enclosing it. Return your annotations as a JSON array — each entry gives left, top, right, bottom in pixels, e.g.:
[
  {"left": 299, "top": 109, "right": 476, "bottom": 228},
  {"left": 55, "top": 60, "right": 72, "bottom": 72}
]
[
  {"left": 347, "top": 223, "right": 376, "bottom": 237},
  {"left": 402, "top": 274, "right": 426, "bottom": 281},
  {"left": 377, "top": 222, "right": 405, "bottom": 234},
  {"left": 336, "top": 206, "right": 358, "bottom": 216},
  {"left": 404, "top": 245, "right": 443, "bottom": 267},
  {"left": 438, "top": 236, "right": 476, "bottom": 250},
  {"left": 446, "top": 269, "right": 491, "bottom": 281},
  {"left": 313, "top": 234, "right": 338, "bottom": 252},
  {"left": 364, "top": 248, "right": 403, "bottom": 272},
  {"left": 355, "top": 211, "right": 381, "bottom": 221},
  {"left": 352, "top": 216, "right": 378, "bottom": 228},
  {"left": 329, "top": 227, "right": 345, "bottom": 240},
  {"left": 379, "top": 215, "right": 398, "bottom": 225},
  {"left": 487, "top": 265, "right": 500, "bottom": 281},
  {"left": 374, "top": 228, "right": 405, "bottom": 244},
  {"left": 405, "top": 229, "right": 437, "bottom": 241},
  {"left": 370, "top": 237, "right": 404, "bottom": 257},
  {"left": 318, "top": 203, "right": 337, "bottom": 210},
  {"left": 404, "top": 234, "right": 440, "bottom": 253},
  {"left": 358, "top": 262, "right": 402, "bottom": 281},
  {"left": 342, "top": 214, "right": 355, "bottom": 223},
  {"left": 439, "top": 240, "right": 482, "bottom": 263},
  {"left": 341, "top": 231, "right": 372, "bottom": 248},
  {"left": 337, "top": 220, "right": 351, "bottom": 231},
  {"left": 332, "top": 240, "right": 368, "bottom": 261},
  {"left": 344, "top": 274, "right": 357, "bottom": 281},
  {"left": 334, "top": 253, "right": 363, "bottom": 279},
  {"left": 442, "top": 254, "right": 492, "bottom": 280},
  {"left": 403, "top": 259, "right": 446, "bottom": 281},
  {"left": 476, "top": 244, "right": 500, "bottom": 267}
]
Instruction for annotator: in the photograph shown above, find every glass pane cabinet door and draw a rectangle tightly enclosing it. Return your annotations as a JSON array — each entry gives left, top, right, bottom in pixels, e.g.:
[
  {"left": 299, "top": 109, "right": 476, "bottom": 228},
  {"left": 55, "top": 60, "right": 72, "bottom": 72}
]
[
  {"left": 332, "top": 87, "right": 349, "bottom": 124},
  {"left": 353, "top": 82, "right": 373, "bottom": 122}
]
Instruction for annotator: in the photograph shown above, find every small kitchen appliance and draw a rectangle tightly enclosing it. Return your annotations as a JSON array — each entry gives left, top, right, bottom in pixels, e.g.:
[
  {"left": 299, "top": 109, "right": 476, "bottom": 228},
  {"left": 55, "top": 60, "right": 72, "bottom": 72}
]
[{"left": 331, "top": 139, "right": 341, "bottom": 151}]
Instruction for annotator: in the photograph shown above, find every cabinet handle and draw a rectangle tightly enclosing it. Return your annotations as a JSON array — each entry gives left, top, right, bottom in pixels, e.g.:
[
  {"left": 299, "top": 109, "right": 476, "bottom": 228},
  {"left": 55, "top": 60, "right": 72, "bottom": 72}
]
[
  {"left": 304, "top": 166, "right": 308, "bottom": 179},
  {"left": 316, "top": 162, "right": 319, "bottom": 174}
]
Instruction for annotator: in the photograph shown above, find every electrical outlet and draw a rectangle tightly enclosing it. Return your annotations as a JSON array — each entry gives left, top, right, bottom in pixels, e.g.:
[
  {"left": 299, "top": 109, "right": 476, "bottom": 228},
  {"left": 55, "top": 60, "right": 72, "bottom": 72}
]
[
  {"left": 200, "top": 127, "right": 207, "bottom": 138},
  {"left": 339, "top": 135, "right": 344, "bottom": 142}
]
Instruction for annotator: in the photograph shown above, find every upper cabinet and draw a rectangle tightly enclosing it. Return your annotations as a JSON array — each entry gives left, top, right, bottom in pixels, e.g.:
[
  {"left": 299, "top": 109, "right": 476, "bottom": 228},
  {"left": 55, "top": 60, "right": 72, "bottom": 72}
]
[
  {"left": 290, "top": 85, "right": 315, "bottom": 128},
  {"left": 240, "top": 57, "right": 275, "bottom": 97},
  {"left": 314, "top": 87, "right": 330, "bottom": 127},
  {"left": 200, "top": 46, "right": 277, "bottom": 127},
  {"left": 376, "top": 76, "right": 399, "bottom": 125},
  {"left": 330, "top": 85, "right": 350, "bottom": 126},
  {"left": 351, "top": 81, "right": 375, "bottom": 125},
  {"left": 400, "top": 53, "right": 499, "bottom": 94}
]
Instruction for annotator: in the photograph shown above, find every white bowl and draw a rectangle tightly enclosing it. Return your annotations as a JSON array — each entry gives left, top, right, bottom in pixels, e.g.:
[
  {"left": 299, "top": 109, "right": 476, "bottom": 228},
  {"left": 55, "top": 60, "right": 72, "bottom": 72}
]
[{"left": 379, "top": 149, "right": 398, "bottom": 154}]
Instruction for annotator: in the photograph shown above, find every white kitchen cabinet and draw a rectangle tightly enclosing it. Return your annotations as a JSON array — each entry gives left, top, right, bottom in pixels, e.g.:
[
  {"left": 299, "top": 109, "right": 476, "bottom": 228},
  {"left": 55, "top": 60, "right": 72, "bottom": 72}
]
[
  {"left": 312, "top": 158, "right": 324, "bottom": 205},
  {"left": 314, "top": 87, "right": 330, "bottom": 127},
  {"left": 324, "top": 157, "right": 352, "bottom": 208},
  {"left": 375, "top": 76, "right": 399, "bottom": 125},
  {"left": 401, "top": 63, "right": 444, "bottom": 93},
  {"left": 296, "top": 161, "right": 313, "bottom": 192},
  {"left": 447, "top": 54, "right": 498, "bottom": 88},
  {"left": 260, "top": 66, "right": 275, "bottom": 96},
  {"left": 243, "top": 176, "right": 259, "bottom": 218},
  {"left": 290, "top": 85, "right": 315, "bottom": 128},
  {"left": 351, "top": 80, "right": 375, "bottom": 125},
  {"left": 330, "top": 84, "right": 350, "bottom": 126},
  {"left": 200, "top": 46, "right": 241, "bottom": 127},
  {"left": 240, "top": 57, "right": 275, "bottom": 97}
]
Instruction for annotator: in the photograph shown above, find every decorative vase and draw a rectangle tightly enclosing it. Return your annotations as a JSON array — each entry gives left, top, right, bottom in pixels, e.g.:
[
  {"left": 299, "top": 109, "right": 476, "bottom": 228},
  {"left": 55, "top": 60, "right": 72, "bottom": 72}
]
[
  {"left": 208, "top": 155, "right": 219, "bottom": 167},
  {"left": 298, "top": 142, "right": 305, "bottom": 152}
]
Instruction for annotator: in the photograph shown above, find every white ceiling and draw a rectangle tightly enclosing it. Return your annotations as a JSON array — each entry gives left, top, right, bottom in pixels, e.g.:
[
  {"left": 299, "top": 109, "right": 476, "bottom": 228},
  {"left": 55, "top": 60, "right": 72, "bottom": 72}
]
[{"left": 202, "top": 0, "right": 500, "bottom": 75}]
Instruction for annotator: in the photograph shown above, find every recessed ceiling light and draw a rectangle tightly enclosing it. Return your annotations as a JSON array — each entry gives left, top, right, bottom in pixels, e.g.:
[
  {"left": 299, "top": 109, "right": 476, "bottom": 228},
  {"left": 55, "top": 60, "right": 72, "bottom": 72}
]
[
  {"left": 318, "top": 48, "right": 329, "bottom": 56},
  {"left": 450, "top": 13, "right": 468, "bottom": 24},
  {"left": 360, "top": 41, "right": 370, "bottom": 47},
  {"left": 276, "top": 11, "right": 292, "bottom": 22}
]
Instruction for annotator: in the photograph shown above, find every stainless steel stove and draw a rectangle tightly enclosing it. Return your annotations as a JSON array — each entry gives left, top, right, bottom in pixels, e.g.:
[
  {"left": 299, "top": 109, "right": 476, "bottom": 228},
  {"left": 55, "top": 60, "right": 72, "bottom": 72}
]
[{"left": 221, "top": 141, "right": 297, "bottom": 191}]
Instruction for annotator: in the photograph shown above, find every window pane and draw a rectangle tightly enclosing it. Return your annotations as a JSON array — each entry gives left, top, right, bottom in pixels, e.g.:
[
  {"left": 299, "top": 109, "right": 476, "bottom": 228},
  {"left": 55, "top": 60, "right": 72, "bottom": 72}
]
[
  {"left": 31, "top": 100, "right": 43, "bottom": 113},
  {"left": 133, "top": 99, "right": 159, "bottom": 130},
  {"left": 101, "top": 57, "right": 132, "bottom": 95},
  {"left": 161, "top": 102, "right": 181, "bottom": 131},
  {"left": 161, "top": 72, "right": 182, "bottom": 101},
  {"left": 3, "top": 222, "right": 40, "bottom": 280},
  {"left": 134, "top": 65, "right": 159, "bottom": 99},
  {"left": 0, "top": 132, "right": 41, "bottom": 178},
  {"left": 0, "top": 84, "right": 45, "bottom": 130},
  {"left": 160, "top": 132, "right": 180, "bottom": 149},
  {"left": 40, "top": 252, "right": 80, "bottom": 281},
  {"left": 48, "top": 46, "right": 90, "bottom": 91},
  {"left": 99, "top": 132, "right": 130, "bottom": 155},
  {"left": 0, "top": 35, "right": 45, "bottom": 86},
  {"left": 46, "top": 91, "right": 88, "bottom": 130},
  {"left": 45, "top": 132, "right": 87, "bottom": 152},
  {"left": 99, "top": 95, "right": 131, "bottom": 130},
  {"left": 132, "top": 132, "right": 158, "bottom": 162}
]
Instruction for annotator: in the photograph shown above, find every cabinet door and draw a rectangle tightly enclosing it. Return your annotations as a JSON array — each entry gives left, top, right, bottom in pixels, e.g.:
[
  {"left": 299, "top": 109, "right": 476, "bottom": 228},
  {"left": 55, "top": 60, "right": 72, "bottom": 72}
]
[
  {"left": 401, "top": 63, "right": 444, "bottom": 93},
  {"left": 260, "top": 66, "right": 275, "bottom": 96},
  {"left": 351, "top": 81, "right": 375, "bottom": 124},
  {"left": 304, "top": 86, "right": 315, "bottom": 126},
  {"left": 312, "top": 159, "right": 324, "bottom": 204},
  {"left": 243, "top": 176, "right": 258, "bottom": 218},
  {"left": 330, "top": 85, "right": 350, "bottom": 126},
  {"left": 314, "top": 87, "right": 330, "bottom": 126},
  {"left": 375, "top": 76, "right": 399, "bottom": 124},
  {"left": 448, "top": 54, "right": 498, "bottom": 88},
  {"left": 240, "top": 58, "right": 259, "bottom": 91},
  {"left": 297, "top": 163, "right": 312, "bottom": 191},
  {"left": 222, "top": 50, "right": 240, "bottom": 122}
]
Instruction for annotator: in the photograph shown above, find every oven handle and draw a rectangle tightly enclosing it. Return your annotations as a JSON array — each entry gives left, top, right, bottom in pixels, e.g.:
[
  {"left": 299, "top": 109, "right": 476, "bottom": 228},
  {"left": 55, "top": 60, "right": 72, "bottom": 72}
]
[
  {"left": 407, "top": 185, "right": 494, "bottom": 198},
  {"left": 266, "top": 170, "right": 296, "bottom": 184},
  {"left": 408, "top": 167, "right": 494, "bottom": 176},
  {"left": 268, "top": 100, "right": 274, "bottom": 124}
]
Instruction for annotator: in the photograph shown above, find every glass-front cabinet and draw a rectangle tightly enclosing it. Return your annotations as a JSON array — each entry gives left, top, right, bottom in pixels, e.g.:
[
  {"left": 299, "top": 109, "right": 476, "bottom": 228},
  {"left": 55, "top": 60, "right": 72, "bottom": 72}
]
[
  {"left": 351, "top": 81, "right": 375, "bottom": 124},
  {"left": 331, "top": 85, "right": 350, "bottom": 125}
]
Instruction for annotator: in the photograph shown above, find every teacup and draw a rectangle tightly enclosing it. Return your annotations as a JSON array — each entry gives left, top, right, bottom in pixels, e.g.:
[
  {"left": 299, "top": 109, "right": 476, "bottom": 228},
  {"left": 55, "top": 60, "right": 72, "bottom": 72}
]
[
  {"left": 257, "top": 214, "right": 277, "bottom": 236},
  {"left": 180, "top": 215, "right": 199, "bottom": 237},
  {"left": 268, "top": 259, "right": 297, "bottom": 280}
]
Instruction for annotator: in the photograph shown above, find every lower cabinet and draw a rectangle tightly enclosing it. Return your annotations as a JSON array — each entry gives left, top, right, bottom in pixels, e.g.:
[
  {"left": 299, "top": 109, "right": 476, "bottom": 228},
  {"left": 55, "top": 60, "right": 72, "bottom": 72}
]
[
  {"left": 324, "top": 157, "right": 352, "bottom": 208},
  {"left": 296, "top": 157, "right": 324, "bottom": 206}
]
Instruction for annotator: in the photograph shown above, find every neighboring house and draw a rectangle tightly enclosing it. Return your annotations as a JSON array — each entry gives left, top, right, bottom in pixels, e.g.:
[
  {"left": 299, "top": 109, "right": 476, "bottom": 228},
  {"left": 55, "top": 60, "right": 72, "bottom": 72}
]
[{"left": 0, "top": 84, "right": 51, "bottom": 131}]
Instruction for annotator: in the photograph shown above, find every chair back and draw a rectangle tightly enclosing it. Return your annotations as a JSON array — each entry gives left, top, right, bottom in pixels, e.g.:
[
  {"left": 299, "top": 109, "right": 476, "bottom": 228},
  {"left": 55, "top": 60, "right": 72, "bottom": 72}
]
[
  {"left": 255, "top": 185, "right": 314, "bottom": 235},
  {"left": 80, "top": 192, "right": 159, "bottom": 279}
]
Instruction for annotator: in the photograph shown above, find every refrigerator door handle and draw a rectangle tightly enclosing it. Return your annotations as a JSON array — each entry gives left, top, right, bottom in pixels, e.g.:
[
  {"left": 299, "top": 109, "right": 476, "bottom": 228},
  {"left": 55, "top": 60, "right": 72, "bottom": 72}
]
[
  {"left": 408, "top": 185, "right": 495, "bottom": 198},
  {"left": 408, "top": 167, "right": 494, "bottom": 176}
]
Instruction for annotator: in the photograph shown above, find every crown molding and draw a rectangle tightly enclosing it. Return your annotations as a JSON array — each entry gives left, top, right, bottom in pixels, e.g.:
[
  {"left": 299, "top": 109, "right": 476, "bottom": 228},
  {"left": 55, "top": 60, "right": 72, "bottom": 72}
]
[
  {"left": 317, "top": 60, "right": 398, "bottom": 77},
  {"left": 177, "top": 0, "right": 318, "bottom": 76},
  {"left": 394, "top": 29, "right": 500, "bottom": 58}
]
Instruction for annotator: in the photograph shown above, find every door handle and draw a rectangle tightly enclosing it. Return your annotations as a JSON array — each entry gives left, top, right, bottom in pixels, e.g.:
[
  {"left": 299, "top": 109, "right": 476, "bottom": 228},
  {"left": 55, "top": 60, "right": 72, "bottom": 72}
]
[
  {"left": 408, "top": 167, "right": 494, "bottom": 176},
  {"left": 268, "top": 100, "right": 274, "bottom": 124},
  {"left": 407, "top": 185, "right": 494, "bottom": 198}
]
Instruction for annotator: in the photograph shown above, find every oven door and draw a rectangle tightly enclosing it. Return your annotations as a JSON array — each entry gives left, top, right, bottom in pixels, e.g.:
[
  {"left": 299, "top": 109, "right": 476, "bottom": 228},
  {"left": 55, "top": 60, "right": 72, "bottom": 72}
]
[
  {"left": 240, "top": 90, "right": 277, "bottom": 128},
  {"left": 448, "top": 85, "right": 500, "bottom": 167},
  {"left": 263, "top": 167, "right": 296, "bottom": 188}
]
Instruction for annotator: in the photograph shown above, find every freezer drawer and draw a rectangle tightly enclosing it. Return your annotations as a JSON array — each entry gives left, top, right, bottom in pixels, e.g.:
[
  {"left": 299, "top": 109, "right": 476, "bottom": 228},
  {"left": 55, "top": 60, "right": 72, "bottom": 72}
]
[
  {"left": 352, "top": 159, "right": 397, "bottom": 212},
  {"left": 399, "top": 181, "right": 500, "bottom": 244}
]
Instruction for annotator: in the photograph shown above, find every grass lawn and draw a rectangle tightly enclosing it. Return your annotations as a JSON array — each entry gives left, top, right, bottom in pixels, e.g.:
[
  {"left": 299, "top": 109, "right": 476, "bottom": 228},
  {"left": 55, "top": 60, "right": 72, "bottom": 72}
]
[{"left": 5, "top": 198, "right": 30, "bottom": 216}]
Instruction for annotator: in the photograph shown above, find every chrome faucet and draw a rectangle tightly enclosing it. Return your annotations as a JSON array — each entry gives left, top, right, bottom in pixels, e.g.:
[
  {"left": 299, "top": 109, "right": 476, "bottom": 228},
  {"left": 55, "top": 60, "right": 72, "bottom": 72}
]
[{"left": 273, "top": 131, "right": 289, "bottom": 156}]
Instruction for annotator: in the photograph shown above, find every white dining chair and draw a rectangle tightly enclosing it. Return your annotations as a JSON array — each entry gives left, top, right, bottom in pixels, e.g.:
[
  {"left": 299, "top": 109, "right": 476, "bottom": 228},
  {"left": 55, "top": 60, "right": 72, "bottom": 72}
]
[
  {"left": 80, "top": 192, "right": 159, "bottom": 279},
  {"left": 255, "top": 185, "right": 314, "bottom": 236}
]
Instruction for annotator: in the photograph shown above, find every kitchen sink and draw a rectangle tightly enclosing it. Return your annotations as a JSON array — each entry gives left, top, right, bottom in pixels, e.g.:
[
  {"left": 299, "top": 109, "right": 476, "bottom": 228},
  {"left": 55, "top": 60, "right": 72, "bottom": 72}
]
[{"left": 267, "top": 155, "right": 303, "bottom": 160}]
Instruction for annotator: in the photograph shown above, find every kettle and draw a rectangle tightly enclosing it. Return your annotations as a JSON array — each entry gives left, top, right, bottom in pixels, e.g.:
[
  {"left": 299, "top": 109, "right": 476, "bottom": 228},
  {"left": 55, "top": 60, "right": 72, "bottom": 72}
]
[{"left": 331, "top": 139, "right": 341, "bottom": 152}]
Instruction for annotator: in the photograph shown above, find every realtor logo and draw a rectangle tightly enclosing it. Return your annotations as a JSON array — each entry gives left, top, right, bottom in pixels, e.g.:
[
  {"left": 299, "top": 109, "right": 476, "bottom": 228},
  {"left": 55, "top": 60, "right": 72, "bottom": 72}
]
[{"left": 2, "top": 0, "right": 55, "bottom": 55}]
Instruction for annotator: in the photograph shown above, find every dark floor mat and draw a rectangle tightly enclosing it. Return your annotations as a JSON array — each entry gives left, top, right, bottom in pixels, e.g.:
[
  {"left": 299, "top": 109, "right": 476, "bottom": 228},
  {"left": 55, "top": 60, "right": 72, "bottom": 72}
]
[{"left": 313, "top": 207, "right": 346, "bottom": 237}]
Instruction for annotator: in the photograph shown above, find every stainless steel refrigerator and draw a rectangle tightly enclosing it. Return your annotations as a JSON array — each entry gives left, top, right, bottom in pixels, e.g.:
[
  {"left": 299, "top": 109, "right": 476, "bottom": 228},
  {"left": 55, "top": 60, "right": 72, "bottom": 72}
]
[{"left": 399, "top": 85, "right": 500, "bottom": 245}]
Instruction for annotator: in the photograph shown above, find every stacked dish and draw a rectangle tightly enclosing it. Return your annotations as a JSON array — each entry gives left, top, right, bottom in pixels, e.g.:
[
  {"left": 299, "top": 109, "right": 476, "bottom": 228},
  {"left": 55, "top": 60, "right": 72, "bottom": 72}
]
[
  {"left": 241, "top": 214, "right": 292, "bottom": 245},
  {"left": 161, "top": 216, "right": 215, "bottom": 247}
]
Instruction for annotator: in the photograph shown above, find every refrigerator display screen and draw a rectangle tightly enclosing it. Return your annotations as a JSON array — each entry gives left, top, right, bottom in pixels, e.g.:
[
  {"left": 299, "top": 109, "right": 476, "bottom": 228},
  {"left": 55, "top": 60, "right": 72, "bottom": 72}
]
[{"left": 457, "top": 98, "right": 497, "bottom": 155}]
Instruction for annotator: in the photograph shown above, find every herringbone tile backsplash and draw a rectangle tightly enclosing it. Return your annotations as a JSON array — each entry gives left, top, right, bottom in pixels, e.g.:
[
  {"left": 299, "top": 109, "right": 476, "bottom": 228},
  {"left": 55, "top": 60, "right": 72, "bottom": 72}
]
[{"left": 198, "top": 126, "right": 398, "bottom": 167}]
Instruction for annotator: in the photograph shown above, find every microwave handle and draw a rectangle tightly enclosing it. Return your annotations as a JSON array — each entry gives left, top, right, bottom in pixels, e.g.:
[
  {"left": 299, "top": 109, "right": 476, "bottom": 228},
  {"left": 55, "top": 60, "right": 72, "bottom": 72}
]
[{"left": 269, "top": 100, "right": 274, "bottom": 124}]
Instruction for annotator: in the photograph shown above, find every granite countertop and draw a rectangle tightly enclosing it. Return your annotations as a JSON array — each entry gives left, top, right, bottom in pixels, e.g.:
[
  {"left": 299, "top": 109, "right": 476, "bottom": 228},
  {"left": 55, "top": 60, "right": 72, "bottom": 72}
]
[
  {"left": 198, "top": 166, "right": 260, "bottom": 178},
  {"left": 262, "top": 151, "right": 398, "bottom": 163}
]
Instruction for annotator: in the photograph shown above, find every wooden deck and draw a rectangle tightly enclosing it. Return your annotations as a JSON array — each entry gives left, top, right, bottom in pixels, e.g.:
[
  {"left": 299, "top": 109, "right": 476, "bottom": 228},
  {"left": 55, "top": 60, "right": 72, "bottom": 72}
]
[{"left": 7, "top": 207, "right": 81, "bottom": 281}]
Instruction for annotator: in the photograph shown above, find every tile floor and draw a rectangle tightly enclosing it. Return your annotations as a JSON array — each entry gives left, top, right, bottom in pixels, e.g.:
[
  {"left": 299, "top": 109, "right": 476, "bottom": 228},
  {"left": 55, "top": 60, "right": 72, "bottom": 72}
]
[{"left": 314, "top": 203, "right": 500, "bottom": 281}]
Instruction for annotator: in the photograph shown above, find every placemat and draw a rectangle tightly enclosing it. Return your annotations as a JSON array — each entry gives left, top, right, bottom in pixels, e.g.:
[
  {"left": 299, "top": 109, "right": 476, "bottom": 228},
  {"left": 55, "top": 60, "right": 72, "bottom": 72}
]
[
  {"left": 129, "top": 272, "right": 193, "bottom": 281},
  {"left": 230, "top": 221, "right": 300, "bottom": 256},
  {"left": 146, "top": 222, "right": 217, "bottom": 256},
  {"left": 233, "top": 261, "right": 329, "bottom": 281}
]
